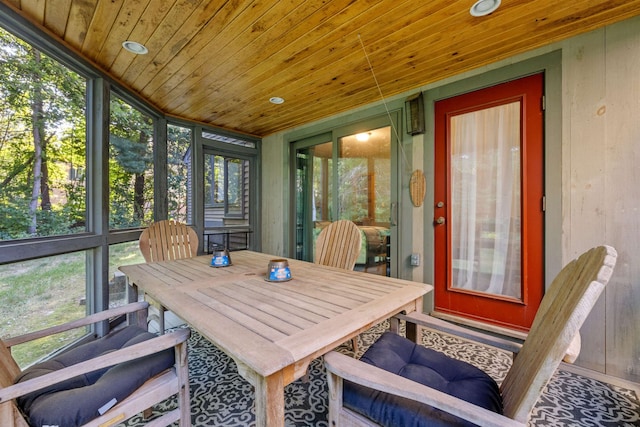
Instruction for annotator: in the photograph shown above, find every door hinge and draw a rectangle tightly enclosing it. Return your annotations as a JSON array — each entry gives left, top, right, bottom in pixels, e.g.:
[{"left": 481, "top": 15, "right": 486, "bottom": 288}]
[
  {"left": 542, "top": 195, "right": 546, "bottom": 211},
  {"left": 541, "top": 95, "right": 546, "bottom": 111}
]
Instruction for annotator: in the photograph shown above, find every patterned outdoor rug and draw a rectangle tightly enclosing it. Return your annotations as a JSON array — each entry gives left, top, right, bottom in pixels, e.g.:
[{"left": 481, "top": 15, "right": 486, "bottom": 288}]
[{"left": 124, "top": 322, "right": 640, "bottom": 426}]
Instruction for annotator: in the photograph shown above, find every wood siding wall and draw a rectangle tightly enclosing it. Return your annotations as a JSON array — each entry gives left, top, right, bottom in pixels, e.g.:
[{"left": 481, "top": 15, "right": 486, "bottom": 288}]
[{"left": 563, "top": 17, "right": 640, "bottom": 381}]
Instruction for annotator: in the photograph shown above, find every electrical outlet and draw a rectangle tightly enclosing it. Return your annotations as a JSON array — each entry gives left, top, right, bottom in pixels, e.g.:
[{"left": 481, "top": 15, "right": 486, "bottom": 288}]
[{"left": 410, "top": 253, "right": 420, "bottom": 266}]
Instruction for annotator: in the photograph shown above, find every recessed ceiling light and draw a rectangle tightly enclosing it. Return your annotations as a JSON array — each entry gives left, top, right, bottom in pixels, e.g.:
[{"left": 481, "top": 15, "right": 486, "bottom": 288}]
[
  {"left": 122, "top": 40, "right": 148, "bottom": 55},
  {"left": 470, "top": 0, "right": 501, "bottom": 17},
  {"left": 269, "top": 96, "right": 285, "bottom": 105}
]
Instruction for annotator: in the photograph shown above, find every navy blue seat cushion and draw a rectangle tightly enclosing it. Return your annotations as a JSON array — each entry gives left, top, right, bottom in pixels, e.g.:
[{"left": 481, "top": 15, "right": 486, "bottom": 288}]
[
  {"left": 344, "top": 331, "right": 503, "bottom": 427},
  {"left": 15, "top": 325, "right": 175, "bottom": 427}
]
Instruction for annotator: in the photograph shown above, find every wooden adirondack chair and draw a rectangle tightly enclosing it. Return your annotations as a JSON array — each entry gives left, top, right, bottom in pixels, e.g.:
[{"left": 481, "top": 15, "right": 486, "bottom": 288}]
[
  {"left": 324, "top": 245, "right": 617, "bottom": 426},
  {"left": 315, "top": 219, "right": 363, "bottom": 354},
  {"left": 315, "top": 220, "right": 362, "bottom": 271},
  {"left": 0, "top": 302, "right": 191, "bottom": 427},
  {"left": 139, "top": 220, "right": 199, "bottom": 332},
  {"left": 139, "top": 220, "right": 199, "bottom": 263}
]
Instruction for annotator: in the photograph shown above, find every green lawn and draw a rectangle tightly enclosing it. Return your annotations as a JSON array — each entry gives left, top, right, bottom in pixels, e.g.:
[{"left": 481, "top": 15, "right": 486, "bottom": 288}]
[{"left": 0, "top": 241, "right": 144, "bottom": 368}]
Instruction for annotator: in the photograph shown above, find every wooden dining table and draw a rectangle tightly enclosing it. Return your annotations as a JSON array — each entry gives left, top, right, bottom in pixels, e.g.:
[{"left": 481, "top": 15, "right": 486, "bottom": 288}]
[{"left": 119, "top": 250, "right": 431, "bottom": 427}]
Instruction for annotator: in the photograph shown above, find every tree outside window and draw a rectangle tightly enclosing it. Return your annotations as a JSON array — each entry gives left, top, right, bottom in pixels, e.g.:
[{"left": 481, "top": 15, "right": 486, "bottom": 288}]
[
  {"left": 167, "top": 124, "right": 192, "bottom": 224},
  {"left": 108, "top": 95, "right": 154, "bottom": 229},
  {"left": 0, "top": 27, "right": 86, "bottom": 240},
  {"left": 0, "top": 27, "right": 89, "bottom": 367}
]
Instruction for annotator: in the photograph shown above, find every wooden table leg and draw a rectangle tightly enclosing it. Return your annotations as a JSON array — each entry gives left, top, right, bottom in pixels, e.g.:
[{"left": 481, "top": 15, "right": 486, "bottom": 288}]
[
  {"left": 254, "top": 371, "right": 284, "bottom": 427},
  {"left": 389, "top": 316, "right": 400, "bottom": 334},
  {"left": 236, "top": 360, "right": 285, "bottom": 427},
  {"left": 405, "top": 297, "right": 423, "bottom": 343},
  {"left": 406, "top": 318, "right": 418, "bottom": 342}
]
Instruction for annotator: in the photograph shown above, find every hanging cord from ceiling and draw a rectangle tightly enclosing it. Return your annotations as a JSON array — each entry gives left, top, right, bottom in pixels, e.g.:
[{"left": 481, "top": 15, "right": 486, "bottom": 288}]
[{"left": 357, "top": 33, "right": 413, "bottom": 173}]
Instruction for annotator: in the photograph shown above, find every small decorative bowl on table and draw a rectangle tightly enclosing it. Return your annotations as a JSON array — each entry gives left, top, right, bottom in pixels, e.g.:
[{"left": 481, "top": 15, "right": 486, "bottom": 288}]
[
  {"left": 210, "top": 249, "right": 232, "bottom": 267},
  {"left": 266, "top": 259, "right": 292, "bottom": 282}
]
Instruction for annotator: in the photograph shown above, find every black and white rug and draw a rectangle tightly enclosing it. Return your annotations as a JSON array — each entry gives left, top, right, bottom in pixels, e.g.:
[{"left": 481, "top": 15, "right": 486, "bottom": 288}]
[{"left": 124, "top": 322, "right": 640, "bottom": 426}]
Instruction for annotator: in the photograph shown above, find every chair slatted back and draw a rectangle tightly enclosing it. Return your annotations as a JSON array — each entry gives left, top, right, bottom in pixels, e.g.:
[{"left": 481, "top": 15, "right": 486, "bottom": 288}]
[
  {"left": 315, "top": 220, "right": 362, "bottom": 270},
  {"left": 501, "top": 245, "right": 617, "bottom": 423},
  {"left": 139, "top": 220, "right": 199, "bottom": 262}
]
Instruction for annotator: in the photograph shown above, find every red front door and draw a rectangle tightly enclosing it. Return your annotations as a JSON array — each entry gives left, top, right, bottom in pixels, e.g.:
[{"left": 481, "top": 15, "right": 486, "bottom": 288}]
[{"left": 433, "top": 73, "right": 544, "bottom": 332}]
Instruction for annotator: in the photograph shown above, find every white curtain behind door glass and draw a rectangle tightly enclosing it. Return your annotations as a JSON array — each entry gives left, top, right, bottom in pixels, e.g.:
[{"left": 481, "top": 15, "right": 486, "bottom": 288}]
[{"left": 450, "top": 102, "right": 521, "bottom": 299}]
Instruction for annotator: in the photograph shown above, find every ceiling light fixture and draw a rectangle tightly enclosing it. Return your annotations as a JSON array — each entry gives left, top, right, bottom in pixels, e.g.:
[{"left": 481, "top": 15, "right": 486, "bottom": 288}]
[
  {"left": 269, "top": 96, "right": 285, "bottom": 104},
  {"left": 470, "top": 0, "right": 501, "bottom": 17},
  {"left": 122, "top": 40, "right": 148, "bottom": 55},
  {"left": 356, "top": 133, "right": 370, "bottom": 142}
]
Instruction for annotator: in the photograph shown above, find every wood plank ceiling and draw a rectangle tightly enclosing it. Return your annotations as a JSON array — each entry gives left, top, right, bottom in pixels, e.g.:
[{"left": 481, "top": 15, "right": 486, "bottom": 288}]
[{"left": 2, "top": 0, "right": 640, "bottom": 137}]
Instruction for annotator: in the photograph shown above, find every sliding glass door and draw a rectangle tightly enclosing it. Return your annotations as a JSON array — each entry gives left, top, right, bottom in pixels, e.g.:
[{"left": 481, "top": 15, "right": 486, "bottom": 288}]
[{"left": 293, "top": 116, "right": 398, "bottom": 276}]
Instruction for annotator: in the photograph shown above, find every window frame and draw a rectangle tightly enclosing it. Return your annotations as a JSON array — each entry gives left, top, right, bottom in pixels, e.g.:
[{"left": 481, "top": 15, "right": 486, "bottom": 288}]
[{"left": 204, "top": 154, "right": 247, "bottom": 218}]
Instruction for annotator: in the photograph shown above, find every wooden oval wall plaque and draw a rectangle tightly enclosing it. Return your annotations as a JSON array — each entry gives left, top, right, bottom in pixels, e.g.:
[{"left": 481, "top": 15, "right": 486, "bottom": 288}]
[{"left": 410, "top": 169, "right": 426, "bottom": 207}]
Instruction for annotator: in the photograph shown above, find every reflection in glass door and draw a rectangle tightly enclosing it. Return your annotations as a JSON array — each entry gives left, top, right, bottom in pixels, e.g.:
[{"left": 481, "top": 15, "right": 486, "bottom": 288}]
[
  {"left": 294, "top": 139, "right": 332, "bottom": 262},
  {"left": 294, "top": 126, "right": 392, "bottom": 276}
]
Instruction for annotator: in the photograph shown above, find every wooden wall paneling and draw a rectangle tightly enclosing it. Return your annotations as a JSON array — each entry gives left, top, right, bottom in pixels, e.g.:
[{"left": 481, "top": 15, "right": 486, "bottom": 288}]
[
  {"left": 135, "top": 0, "right": 253, "bottom": 104},
  {"left": 19, "top": 0, "right": 44, "bottom": 25},
  {"left": 188, "top": 0, "right": 640, "bottom": 134},
  {"left": 365, "top": 2, "right": 597, "bottom": 92},
  {"left": 141, "top": 3, "right": 270, "bottom": 104},
  {"left": 108, "top": 0, "right": 177, "bottom": 77},
  {"left": 80, "top": 0, "right": 122, "bottom": 61},
  {"left": 563, "top": 28, "right": 608, "bottom": 373},
  {"left": 602, "top": 18, "right": 640, "bottom": 382},
  {"left": 171, "top": 0, "right": 416, "bottom": 120},
  {"left": 341, "top": 0, "right": 624, "bottom": 101},
  {"left": 194, "top": 0, "right": 583, "bottom": 134},
  {"left": 43, "top": 0, "right": 71, "bottom": 37},
  {"left": 64, "top": 0, "right": 98, "bottom": 51},
  {"left": 185, "top": 1, "right": 422, "bottom": 130},
  {"left": 166, "top": 0, "right": 358, "bottom": 114},
  {"left": 94, "top": 0, "right": 149, "bottom": 69},
  {"left": 4, "top": 0, "right": 640, "bottom": 135},
  {"left": 141, "top": 0, "right": 252, "bottom": 101},
  {"left": 180, "top": 0, "right": 639, "bottom": 135},
  {"left": 154, "top": 0, "right": 322, "bottom": 112},
  {"left": 121, "top": 0, "right": 208, "bottom": 87}
]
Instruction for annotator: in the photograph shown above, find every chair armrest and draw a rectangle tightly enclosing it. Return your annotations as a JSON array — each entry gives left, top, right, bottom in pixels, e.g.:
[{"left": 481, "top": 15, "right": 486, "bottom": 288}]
[
  {"left": 395, "top": 312, "right": 523, "bottom": 355},
  {"left": 0, "top": 328, "right": 189, "bottom": 403},
  {"left": 324, "top": 351, "right": 524, "bottom": 427},
  {"left": 397, "top": 313, "right": 581, "bottom": 363},
  {"left": 3, "top": 302, "right": 150, "bottom": 348}
]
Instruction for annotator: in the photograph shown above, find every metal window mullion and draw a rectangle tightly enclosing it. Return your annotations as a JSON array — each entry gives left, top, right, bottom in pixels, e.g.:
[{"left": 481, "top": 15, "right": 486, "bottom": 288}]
[
  {"left": 223, "top": 158, "right": 230, "bottom": 215},
  {"left": 87, "top": 78, "right": 110, "bottom": 335}
]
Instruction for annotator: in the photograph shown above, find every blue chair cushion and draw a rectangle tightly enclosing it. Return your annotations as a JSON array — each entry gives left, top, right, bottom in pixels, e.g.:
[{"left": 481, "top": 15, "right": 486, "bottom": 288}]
[
  {"left": 344, "top": 331, "right": 503, "bottom": 427},
  {"left": 15, "top": 325, "right": 175, "bottom": 427}
]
